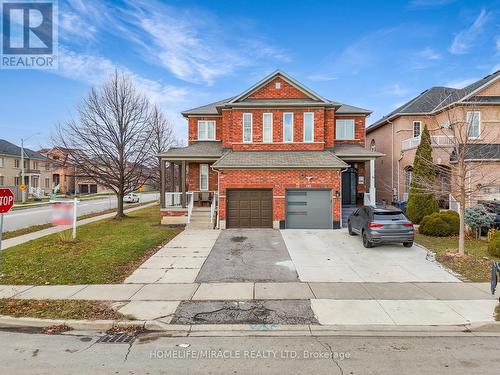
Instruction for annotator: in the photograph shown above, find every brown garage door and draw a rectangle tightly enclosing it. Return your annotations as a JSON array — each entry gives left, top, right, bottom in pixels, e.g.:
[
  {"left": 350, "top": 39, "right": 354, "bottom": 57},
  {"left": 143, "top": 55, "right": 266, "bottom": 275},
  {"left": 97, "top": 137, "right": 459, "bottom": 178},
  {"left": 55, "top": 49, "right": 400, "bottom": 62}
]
[{"left": 226, "top": 189, "right": 273, "bottom": 228}]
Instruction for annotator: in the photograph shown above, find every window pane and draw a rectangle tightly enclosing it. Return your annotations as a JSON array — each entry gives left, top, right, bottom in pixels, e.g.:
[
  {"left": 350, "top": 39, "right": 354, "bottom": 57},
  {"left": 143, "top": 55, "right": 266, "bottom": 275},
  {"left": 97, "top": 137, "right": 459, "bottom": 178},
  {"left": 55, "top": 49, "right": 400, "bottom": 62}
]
[
  {"left": 198, "top": 121, "right": 206, "bottom": 140},
  {"left": 336, "top": 120, "right": 354, "bottom": 140},
  {"left": 303, "top": 112, "right": 314, "bottom": 142},
  {"left": 243, "top": 113, "right": 252, "bottom": 142},
  {"left": 467, "top": 112, "right": 479, "bottom": 138},
  {"left": 263, "top": 113, "right": 272, "bottom": 143},
  {"left": 207, "top": 122, "right": 215, "bottom": 140},
  {"left": 200, "top": 164, "right": 208, "bottom": 190},
  {"left": 284, "top": 113, "right": 293, "bottom": 142},
  {"left": 413, "top": 122, "right": 421, "bottom": 138}
]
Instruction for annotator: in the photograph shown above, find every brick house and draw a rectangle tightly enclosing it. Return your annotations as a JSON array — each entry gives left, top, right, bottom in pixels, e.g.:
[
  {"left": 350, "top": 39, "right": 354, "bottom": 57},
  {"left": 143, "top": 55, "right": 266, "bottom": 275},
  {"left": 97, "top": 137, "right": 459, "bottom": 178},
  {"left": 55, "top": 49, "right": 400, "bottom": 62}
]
[
  {"left": 158, "top": 70, "right": 382, "bottom": 229},
  {"left": 366, "top": 70, "right": 500, "bottom": 207}
]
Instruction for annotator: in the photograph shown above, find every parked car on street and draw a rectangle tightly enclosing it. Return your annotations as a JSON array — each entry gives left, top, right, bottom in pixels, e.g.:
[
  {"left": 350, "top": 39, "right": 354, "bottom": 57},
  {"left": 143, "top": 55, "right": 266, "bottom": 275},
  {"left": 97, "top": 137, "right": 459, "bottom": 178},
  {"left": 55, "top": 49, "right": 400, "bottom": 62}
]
[
  {"left": 124, "top": 193, "right": 140, "bottom": 203},
  {"left": 348, "top": 205, "right": 414, "bottom": 248}
]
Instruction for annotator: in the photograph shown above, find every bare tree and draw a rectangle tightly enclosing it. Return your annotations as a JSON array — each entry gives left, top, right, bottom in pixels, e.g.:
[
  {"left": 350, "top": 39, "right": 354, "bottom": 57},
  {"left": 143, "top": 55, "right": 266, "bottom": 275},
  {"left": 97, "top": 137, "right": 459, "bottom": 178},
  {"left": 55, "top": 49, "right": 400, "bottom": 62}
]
[
  {"left": 54, "top": 70, "right": 154, "bottom": 218},
  {"left": 411, "top": 96, "right": 499, "bottom": 255},
  {"left": 148, "top": 105, "right": 178, "bottom": 189}
]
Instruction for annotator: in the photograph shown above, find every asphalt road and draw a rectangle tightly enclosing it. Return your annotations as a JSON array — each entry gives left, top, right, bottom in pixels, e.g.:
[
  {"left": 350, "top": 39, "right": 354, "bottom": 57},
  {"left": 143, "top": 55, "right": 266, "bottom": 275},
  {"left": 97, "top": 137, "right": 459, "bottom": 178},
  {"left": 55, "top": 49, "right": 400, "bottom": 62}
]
[
  {"left": 0, "top": 330, "right": 498, "bottom": 374},
  {"left": 2, "top": 193, "right": 160, "bottom": 232}
]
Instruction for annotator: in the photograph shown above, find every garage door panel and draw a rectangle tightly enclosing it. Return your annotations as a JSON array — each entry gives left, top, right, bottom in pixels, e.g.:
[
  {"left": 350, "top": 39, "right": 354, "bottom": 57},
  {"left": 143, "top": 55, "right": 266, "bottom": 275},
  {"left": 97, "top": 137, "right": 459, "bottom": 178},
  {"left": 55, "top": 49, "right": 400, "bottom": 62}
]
[
  {"left": 227, "top": 189, "right": 273, "bottom": 228},
  {"left": 286, "top": 190, "right": 332, "bottom": 229}
]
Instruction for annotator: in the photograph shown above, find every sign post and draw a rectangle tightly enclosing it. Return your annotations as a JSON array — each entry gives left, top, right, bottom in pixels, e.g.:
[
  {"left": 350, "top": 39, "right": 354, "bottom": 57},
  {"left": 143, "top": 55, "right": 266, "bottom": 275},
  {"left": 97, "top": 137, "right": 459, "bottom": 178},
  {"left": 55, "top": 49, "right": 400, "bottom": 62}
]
[
  {"left": 0, "top": 188, "right": 15, "bottom": 277},
  {"left": 52, "top": 198, "right": 79, "bottom": 240}
]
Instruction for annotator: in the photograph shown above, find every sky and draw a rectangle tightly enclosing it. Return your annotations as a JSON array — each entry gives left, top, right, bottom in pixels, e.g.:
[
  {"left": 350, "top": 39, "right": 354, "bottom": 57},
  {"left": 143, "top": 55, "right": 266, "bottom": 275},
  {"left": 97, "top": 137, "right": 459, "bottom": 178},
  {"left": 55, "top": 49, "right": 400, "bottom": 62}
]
[{"left": 1, "top": 0, "right": 499, "bottom": 150}]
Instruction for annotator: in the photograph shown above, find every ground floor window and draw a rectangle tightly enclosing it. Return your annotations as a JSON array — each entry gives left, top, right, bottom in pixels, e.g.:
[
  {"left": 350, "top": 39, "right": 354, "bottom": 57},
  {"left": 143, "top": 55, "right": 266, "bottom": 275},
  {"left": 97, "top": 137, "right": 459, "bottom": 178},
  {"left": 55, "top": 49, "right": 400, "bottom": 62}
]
[{"left": 404, "top": 167, "right": 413, "bottom": 193}]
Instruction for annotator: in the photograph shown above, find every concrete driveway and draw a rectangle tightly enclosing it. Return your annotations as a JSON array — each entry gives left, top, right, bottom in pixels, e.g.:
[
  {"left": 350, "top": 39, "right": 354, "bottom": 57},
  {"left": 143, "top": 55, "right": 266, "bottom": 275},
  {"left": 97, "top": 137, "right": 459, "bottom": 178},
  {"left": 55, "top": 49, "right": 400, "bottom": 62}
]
[{"left": 281, "top": 229, "right": 460, "bottom": 283}]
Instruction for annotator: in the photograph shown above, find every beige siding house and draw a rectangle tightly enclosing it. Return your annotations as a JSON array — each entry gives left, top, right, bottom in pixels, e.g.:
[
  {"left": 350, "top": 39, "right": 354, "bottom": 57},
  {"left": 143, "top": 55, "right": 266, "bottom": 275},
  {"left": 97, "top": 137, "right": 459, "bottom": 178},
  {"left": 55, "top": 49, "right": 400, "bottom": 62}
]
[
  {"left": 366, "top": 70, "right": 500, "bottom": 207},
  {"left": 0, "top": 139, "right": 53, "bottom": 199}
]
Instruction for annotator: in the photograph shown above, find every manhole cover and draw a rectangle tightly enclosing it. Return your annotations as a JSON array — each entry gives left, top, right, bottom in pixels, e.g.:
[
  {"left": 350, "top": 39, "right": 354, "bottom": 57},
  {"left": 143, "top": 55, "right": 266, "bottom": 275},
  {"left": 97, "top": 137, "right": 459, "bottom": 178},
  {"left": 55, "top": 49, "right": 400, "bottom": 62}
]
[{"left": 96, "top": 333, "right": 136, "bottom": 344}]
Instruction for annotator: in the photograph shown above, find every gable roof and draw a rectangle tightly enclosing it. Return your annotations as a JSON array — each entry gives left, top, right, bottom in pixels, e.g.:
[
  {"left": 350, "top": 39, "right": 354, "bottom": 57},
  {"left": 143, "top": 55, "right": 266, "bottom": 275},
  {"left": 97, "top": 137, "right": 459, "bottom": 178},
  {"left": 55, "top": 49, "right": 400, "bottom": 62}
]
[
  {"left": 0, "top": 139, "right": 47, "bottom": 160},
  {"left": 368, "top": 70, "right": 500, "bottom": 133},
  {"left": 181, "top": 70, "right": 372, "bottom": 116}
]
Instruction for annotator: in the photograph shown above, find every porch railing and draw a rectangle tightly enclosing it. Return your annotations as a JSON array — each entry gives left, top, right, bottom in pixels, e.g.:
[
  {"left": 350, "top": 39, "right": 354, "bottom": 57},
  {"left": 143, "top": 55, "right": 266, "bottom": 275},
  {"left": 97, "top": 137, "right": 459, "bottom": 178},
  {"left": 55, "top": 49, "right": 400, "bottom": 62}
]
[
  {"left": 363, "top": 192, "right": 371, "bottom": 206},
  {"left": 449, "top": 194, "right": 460, "bottom": 214},
  {"left": 401, "top": 136, "right": 455, "bottom": 151},
  {"left": 187, "top": 193, "right": 194, "bottom": 223},
  {"left": 164, "top": 192, "right": 193, "bottom": 208}
]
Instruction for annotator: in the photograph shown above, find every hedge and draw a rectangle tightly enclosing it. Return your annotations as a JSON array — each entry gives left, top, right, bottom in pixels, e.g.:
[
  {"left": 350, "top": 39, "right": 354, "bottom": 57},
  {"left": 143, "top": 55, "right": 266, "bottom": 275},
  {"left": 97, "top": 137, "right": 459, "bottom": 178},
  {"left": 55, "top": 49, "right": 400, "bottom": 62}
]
[{"left": 488, "top": 231, "right": 500, "bottom": 257}]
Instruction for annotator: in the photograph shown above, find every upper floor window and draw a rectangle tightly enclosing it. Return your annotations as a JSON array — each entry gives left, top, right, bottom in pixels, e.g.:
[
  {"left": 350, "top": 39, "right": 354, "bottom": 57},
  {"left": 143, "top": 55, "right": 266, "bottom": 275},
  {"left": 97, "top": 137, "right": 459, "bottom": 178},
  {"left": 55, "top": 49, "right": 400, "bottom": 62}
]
[
  {"left": 33, "top": 161, "right": 38, "bottom": 169},
  {"left": 336, "top": 119, "right": 355, "bottom": 140},
  {"left": 198, "top": 120, "right": 216, "bottom": 141},
  {"left": 370, "top": 139, "right": 376, "bottom": 151},
  {"left": 263, "top": 113, "right": 273, "bottom": 143},
  {"left": 283, "top": 112, "right": 294, "bottom": 142},
  {"left": 413, "top": 121, "right": 421, "bottom": 138},
  {"left": 0, "top": 158, "right": 4, "bottom": 168},
  {"left": 303, "top": 112, "right": 314, "bottom": 142},
  {"left": 466, "top": 111, "right": 480, "bottom": 139},
  {"left": 14, "top": 159, "right": 20, "bottom": 168},
  {"left": 242, "top": 113, "right": 253, "bottom": 143}
]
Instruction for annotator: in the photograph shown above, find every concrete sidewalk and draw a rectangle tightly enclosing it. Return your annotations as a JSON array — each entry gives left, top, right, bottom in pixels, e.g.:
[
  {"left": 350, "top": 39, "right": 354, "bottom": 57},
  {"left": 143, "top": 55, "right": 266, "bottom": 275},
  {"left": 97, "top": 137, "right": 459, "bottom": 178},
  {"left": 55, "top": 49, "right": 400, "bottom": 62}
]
[{"left": 2, "top": 202, "right": 158, "bottom": 249}]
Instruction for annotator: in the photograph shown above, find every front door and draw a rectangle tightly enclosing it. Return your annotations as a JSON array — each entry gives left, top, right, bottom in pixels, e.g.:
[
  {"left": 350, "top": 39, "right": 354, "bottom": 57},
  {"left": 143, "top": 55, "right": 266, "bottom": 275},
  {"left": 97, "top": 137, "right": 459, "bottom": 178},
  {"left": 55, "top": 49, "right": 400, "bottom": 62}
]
[{"left": 342, "top": 167, "right": 357, "bottom": 206}]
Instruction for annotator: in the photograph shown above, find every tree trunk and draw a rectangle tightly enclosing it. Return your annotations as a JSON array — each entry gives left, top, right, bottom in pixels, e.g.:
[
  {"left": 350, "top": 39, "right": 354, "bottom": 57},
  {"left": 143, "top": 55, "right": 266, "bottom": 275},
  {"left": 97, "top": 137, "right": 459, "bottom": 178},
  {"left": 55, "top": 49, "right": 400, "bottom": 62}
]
[
  {"left": 116, "top": 190, "right": 126, "bottom": 219},
  {"left": 458, "top": 191, "right": 466, "bottom": 256}
]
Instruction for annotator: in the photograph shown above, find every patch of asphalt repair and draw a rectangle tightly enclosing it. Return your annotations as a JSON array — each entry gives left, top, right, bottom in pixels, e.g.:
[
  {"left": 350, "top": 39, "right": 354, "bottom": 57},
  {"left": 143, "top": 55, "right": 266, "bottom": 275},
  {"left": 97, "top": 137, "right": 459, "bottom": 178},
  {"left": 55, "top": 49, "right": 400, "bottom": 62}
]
[
  {"left": 171, "top": 300, "right": 318, "bottom": 325},
  {"left": 195, "top": 229, "right": 299, "bottom": 282}
]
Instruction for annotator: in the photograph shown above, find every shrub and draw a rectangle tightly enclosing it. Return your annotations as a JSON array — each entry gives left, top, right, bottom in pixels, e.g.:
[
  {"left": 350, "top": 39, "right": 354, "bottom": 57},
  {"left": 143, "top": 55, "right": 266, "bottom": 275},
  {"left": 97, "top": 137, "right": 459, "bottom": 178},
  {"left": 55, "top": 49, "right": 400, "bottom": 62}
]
[
  {"left": 465, "top": 204, "right": 494, "bottom": 238},
  {"left": 419, "top": 210, "right": 459, "bottom": 237},
  {"left": 488, "top": 231, "right": 500, "bottom": 257}
]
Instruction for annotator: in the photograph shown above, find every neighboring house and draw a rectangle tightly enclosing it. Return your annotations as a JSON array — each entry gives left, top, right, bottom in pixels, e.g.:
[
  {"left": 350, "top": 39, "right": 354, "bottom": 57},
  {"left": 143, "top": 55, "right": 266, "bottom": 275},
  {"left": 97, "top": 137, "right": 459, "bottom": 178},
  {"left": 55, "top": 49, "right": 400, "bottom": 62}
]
[
  {"left": 158, "top": 70, "right": 382, "bottom": 229},
  {"left": 366, "top": 70, "right": 500, "bottom": 207},
  {"left": 0, "top": 139, "right": 53, "bottom": 199},
  {"left": 39, "top": 147, "right": 111, "bottom": 195}
]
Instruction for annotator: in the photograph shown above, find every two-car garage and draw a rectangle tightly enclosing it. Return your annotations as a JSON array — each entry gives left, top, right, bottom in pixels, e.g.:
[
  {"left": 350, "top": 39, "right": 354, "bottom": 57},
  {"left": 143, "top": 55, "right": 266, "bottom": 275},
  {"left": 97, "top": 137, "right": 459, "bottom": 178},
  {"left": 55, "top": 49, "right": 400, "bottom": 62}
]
[{"left": 225, "top": 189, "right": 332, "bottom": 229}]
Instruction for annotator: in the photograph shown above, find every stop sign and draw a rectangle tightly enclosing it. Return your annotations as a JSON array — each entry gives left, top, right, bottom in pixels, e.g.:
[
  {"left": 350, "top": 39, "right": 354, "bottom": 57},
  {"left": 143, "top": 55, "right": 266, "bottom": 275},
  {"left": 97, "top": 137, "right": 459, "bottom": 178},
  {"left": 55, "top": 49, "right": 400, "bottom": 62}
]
[{"left": 0, "top": 188, "right": 15, "bottom": 213}]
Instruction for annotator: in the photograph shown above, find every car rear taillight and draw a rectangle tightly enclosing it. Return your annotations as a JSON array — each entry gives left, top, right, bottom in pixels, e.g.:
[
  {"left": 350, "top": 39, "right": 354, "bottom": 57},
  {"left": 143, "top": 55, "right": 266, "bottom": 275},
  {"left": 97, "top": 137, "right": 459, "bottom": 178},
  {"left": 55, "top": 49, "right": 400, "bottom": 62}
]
[
  {"left": 368, "top": 222, "right": 384, "bottom": 228},
  {"left": 403, "top": 222, "right": 414, "bottom": 227}
]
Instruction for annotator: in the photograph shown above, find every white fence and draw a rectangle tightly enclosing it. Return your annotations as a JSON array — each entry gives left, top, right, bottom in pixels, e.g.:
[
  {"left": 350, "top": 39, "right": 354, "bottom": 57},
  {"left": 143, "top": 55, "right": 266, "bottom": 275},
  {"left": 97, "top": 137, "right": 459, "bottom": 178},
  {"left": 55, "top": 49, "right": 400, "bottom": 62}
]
[{"left": 449, "top": 194, "right": 460, "bottom": 214}]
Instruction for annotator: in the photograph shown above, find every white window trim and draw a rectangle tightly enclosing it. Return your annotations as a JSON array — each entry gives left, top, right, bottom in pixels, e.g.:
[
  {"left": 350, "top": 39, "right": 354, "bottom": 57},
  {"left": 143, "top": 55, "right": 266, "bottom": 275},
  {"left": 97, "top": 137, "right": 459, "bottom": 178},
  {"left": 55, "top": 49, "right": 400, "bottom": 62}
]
[
  {"left": 466, "top": 111, "right": 481, "bottom": 139},
  {"left": 199, "top": 164, "right": 209, "bottom": 191},
  {"left": 242, "top": 113, "right": 253, "bottom": 143},
  {"left": 412, "top": 121, "right": 421, "bottom": 138},
  {"left": 197, "top": 120, "right": 216, "bottom": 141},
  {"left": 335, "top": 119, "right": 355, "bottom": 140},
  {"left": 263, "top": 113, "right": 273, "bottom": 143},
  {"left": 283, "top": 112, "right": 294, "bottom": 143},
  {"left": 303, "top": 112, "right": 314, "bottom": 143}
]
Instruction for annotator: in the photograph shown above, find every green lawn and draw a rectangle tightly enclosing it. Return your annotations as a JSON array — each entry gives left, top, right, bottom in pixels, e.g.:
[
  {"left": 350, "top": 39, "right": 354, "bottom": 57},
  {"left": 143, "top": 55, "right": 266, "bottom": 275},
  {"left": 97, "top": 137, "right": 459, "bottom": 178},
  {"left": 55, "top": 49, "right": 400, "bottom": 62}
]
[
  {"left": 1, "top": 205, "right": 181, "bottom": 285},
  {"left": 415, "top": 233, "right": 499, "bottom": 282},
  {"left": 0, "top": 299, "right": 125, "bottom": 320}
]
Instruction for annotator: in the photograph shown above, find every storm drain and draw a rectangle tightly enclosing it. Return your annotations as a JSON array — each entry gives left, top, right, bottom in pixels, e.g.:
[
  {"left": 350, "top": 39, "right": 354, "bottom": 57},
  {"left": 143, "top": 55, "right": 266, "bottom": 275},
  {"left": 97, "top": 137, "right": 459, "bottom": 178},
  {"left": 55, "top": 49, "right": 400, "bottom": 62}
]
[{"left": 96, "top": 333, "right": 136, "bottom": 344}]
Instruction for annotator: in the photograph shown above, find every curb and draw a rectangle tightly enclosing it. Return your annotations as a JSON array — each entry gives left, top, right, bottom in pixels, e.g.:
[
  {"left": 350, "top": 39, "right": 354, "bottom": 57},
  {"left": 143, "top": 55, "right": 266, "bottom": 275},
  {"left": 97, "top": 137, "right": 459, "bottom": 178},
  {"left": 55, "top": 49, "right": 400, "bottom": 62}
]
[{"left": 1, "top": 315, "right": 500, "bottom": 336}]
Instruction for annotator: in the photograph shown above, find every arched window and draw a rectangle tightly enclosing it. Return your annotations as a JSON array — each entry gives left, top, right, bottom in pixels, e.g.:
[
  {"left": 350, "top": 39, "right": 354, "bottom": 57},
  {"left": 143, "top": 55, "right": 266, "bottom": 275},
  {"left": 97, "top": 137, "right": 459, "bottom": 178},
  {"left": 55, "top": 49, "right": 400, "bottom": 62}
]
[
  {"left": 370, "top": 139, "right": 376, "bottom": 151},
  {"left": 404, "top": 167, "right": 413, "bottom": 193}
]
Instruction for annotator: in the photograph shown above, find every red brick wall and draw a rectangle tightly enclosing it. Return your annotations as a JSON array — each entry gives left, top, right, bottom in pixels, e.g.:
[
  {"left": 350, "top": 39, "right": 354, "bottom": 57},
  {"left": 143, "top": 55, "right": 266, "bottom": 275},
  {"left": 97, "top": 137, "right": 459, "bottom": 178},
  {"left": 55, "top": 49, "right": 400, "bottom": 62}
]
[
  {"left": 356, "top": 163, "right": 366, "bottom": 193},
  {"left": 225, "top": 108, "right": 325, "bottom": 150},
  {"left": 333, "top": 116, "right": 366, "bottom": 146},
  {"left": 187, "top": 163, "right": 218, "bottom": 191},
  {"left": 218, "top": 169, "right": 342, "bottom": 222},
  {"left": 247, "top": 77, "right": 310, "bottom": 99},
  {"left": 324, "top": 108, "right": 335, "bottom": 148},
  {"left": 188, "top": 116, "right": 222, "bottom": 145}
]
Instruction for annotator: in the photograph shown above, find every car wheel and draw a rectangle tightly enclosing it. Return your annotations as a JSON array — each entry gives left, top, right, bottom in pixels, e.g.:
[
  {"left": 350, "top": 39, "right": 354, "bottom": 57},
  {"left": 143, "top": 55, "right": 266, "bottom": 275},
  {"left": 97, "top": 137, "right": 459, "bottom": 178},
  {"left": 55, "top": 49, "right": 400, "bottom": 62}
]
[
  {"left": 362, "top": 230, "right": 373, "bottom": 248},
  {"left": 403, "top": 241, "right": 413, "bottom": 248},
  {"left": 348, "top": 222, "right": 355, "bottom": 235}
]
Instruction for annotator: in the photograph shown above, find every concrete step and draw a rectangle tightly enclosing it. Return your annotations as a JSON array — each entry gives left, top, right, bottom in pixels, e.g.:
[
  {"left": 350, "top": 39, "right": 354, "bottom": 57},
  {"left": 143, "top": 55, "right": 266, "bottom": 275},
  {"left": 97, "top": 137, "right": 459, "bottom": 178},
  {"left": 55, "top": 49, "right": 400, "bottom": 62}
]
[{"left": 186, "top": 223, "right": 214, "bottom": 230}]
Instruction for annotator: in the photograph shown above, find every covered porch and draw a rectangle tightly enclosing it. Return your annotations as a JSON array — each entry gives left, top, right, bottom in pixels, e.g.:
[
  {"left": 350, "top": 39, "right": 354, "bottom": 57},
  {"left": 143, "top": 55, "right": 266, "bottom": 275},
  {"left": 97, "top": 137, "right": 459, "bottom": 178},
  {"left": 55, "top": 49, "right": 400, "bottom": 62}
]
[
  {"left": 158, "top": 142, "right": 223, "bottom": 226},
  {"left": 332, "top": 144, "right": 384, "bottom": 227}
]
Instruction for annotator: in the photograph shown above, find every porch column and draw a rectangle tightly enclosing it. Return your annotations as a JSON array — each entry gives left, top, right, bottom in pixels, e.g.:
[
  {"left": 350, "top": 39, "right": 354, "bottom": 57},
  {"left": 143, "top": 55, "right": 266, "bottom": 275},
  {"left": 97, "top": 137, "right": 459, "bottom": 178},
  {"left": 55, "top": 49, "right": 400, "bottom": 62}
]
[
  {"left": 369, "top": 159, "right": 376, "bottom": 205},
  {"left": 159, "top": 158, "right": 166, "bottom": 208},
  {"left": 170, "top": 162, "right": 175, "bottom": 192},
  {"left": 181, "top": 160, "right": 187, "bottom": 208}
]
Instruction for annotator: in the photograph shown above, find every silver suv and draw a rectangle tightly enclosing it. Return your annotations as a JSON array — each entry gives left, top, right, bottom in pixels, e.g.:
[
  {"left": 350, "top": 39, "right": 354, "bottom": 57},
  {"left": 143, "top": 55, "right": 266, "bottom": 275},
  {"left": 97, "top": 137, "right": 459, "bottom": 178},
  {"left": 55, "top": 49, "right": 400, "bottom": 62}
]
[{"left": 348, "top": 205, "right": 414, "bottom": 248}]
